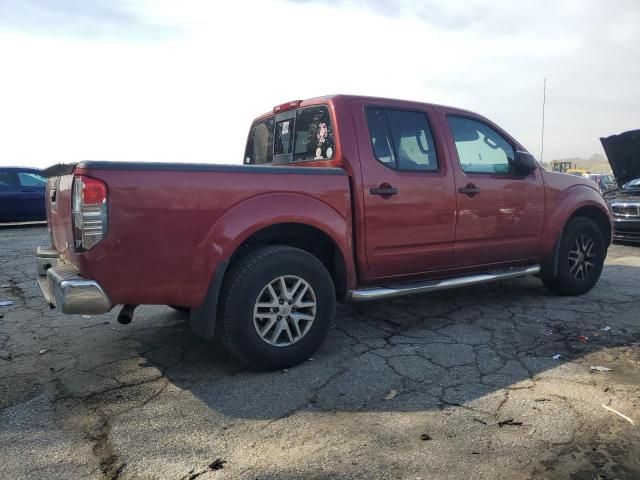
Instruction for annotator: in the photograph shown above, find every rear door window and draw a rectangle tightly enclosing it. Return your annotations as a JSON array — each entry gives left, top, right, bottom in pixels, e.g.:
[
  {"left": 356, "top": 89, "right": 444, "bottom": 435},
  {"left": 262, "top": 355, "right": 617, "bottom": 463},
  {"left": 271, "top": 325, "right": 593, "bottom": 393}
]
[
  {"left": 365, "top": 108, "right": 438, "bottom": 171},
  {"left": 365, "top": 108, "right": 395, "bottom": 166}
]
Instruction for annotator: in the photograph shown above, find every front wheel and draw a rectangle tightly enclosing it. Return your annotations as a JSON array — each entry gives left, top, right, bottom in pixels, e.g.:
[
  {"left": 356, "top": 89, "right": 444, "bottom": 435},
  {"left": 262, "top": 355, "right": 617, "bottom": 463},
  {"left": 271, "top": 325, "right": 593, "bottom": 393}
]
[
  {"left": 543, "top": 217, "right": 606, "bottom": 296},
  {"left": 219, "top": 246, "right": 335, "bottom": 371}
]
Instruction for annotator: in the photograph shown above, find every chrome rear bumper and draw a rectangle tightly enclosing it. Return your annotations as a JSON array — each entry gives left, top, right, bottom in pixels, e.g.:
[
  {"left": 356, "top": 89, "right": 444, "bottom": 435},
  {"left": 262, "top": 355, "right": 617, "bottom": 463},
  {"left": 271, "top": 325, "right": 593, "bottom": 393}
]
[
  {"left": 36, "top": 246, "right": 112, "bottom": 314},
  {"left": 36, "top": 245, "right": 60, "bottom": 276}
]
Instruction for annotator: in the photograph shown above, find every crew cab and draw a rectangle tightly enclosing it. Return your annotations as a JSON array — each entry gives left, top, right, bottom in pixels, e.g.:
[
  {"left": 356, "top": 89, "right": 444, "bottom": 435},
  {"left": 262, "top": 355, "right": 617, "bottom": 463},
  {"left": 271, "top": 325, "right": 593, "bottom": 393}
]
[{"left": 36, "top": 95, "right": 612, "bottom": 370}]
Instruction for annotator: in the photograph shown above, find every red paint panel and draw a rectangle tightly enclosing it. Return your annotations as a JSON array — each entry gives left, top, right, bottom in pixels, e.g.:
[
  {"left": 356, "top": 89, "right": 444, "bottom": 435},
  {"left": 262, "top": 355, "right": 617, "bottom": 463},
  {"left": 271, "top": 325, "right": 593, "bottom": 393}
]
[
  {"left": 433, "top": 106, "right": 546, "bottom": 266},
  {"left": 538, "top": 170, "right": 612, "bottom": 257},
  {"left": 67, "top": 168, "right": 352, "bottom": 307}
]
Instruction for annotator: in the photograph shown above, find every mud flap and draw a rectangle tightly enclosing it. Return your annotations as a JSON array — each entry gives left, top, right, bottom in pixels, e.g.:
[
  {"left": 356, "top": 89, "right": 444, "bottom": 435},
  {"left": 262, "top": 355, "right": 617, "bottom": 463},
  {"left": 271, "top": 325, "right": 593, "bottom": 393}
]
[
  {"left": 540, "top": 232, "right": 563, "bottom": 280},
  {"left": 189, "top": 260, "right": 229, "bottom": 339}
]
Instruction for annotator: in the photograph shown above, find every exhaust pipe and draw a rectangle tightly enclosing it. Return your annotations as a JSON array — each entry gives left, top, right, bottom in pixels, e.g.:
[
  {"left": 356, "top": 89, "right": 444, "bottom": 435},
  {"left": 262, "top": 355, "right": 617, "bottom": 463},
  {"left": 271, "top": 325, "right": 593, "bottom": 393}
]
[{"left": 117, "top": 304, "right": 137, "bottom": 324}]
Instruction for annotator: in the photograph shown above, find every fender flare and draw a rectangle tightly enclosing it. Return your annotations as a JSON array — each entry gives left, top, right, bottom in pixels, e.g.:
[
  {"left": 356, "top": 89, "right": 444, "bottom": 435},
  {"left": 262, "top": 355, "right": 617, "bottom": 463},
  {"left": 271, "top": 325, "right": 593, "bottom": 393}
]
[
  {"left": 539, "top": 185, "right": 611, "bottom": 279},
  {"left": 190, "top": 192, "right": 353, "bottom": 339}
]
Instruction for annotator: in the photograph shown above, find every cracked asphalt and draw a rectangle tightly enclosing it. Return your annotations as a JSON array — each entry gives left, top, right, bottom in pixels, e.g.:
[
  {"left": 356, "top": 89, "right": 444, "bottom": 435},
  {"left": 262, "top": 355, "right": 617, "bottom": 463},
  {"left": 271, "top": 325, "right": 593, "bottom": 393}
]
[{"left": 1, "top": 226, "right": 639, "bottom": 480}]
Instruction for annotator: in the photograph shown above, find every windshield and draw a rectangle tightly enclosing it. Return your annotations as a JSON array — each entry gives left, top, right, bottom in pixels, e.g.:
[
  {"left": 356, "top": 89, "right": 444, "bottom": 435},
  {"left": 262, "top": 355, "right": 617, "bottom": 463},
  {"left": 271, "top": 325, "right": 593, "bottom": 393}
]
[{"left": 623, "top": 178, "right": 640, "bottom": 189}]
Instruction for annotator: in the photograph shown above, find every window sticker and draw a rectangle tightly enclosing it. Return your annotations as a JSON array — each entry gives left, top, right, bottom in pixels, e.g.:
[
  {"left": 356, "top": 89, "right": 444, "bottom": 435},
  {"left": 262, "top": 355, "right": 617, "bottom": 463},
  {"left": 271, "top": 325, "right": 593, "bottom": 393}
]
[
  {"left": 292, "top": 106, "right": 335, "bottom": 162},
  {"left": 315, "top": 122, "right": 329, "bottom": 159}
]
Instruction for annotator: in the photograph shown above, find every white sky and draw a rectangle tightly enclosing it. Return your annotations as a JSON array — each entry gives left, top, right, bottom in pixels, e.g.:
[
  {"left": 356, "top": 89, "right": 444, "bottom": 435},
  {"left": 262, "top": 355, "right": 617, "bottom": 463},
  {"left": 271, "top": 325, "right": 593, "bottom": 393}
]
[{"left": 0, "top": 0, "right": 638, "bottom": 168}]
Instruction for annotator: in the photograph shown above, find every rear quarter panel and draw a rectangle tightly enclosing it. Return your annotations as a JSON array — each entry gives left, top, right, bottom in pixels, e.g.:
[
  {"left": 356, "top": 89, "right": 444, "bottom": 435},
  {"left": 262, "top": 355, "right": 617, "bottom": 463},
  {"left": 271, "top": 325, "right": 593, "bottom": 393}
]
[{"left": 70, "top": 167, "right": 353, "bottom": 307}]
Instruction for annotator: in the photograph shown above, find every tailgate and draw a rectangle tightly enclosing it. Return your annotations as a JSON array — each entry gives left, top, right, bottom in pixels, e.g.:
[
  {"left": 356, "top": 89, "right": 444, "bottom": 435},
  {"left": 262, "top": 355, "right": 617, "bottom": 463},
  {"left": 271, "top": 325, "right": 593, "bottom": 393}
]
[{"left": 43, "top": 164, "right": 76, "bottom": 260}]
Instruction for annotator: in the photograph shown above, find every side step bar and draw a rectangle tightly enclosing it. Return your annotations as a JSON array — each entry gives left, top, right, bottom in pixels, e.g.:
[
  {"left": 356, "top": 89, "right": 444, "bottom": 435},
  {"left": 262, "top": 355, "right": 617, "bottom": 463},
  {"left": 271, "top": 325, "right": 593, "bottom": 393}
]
[{"left": 349, "top": 265, "right": 540, "bottom": 302}]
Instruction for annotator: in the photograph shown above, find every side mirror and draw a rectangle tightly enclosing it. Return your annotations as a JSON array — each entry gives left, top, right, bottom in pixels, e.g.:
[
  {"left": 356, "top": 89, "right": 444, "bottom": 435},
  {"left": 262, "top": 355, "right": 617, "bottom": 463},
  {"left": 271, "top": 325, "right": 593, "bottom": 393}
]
[{"left": 513, "top": 151, "right": 538, "bottom": 175}]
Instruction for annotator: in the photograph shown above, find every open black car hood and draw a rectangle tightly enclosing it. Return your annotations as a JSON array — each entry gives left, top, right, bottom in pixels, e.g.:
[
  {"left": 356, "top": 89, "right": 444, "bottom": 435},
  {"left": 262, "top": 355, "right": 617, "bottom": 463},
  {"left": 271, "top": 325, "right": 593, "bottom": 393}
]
[{"left": 600, "top": 129, "right": 640, "bottom": 187}]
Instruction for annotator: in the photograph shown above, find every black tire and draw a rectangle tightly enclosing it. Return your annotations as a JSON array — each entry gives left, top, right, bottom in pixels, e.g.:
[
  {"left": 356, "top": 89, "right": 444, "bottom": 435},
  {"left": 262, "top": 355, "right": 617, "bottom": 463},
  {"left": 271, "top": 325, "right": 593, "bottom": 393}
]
[
  {"left": 219, "top": 246, "right": 335, "bottom": 371},
  {"left": 543, "top": 217, "right": 606, "bottom": 296},
  {"left": 168, "top": 305, "right": 190, "bottom": 312}
]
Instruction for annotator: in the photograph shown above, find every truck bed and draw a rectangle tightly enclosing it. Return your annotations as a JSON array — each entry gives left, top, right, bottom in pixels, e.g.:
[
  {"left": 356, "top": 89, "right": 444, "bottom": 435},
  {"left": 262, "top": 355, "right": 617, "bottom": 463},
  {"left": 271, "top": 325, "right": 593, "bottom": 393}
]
[{"left": 44, "top": 161, "right": 351, "bottom": 308}]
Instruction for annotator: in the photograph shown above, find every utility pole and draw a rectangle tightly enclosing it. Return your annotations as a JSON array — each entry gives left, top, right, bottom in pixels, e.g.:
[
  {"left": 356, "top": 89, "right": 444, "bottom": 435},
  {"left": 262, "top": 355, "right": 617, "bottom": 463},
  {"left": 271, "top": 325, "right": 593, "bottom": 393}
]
[{"left": 540, "top": 78, "right": 546, "bottom": 163}]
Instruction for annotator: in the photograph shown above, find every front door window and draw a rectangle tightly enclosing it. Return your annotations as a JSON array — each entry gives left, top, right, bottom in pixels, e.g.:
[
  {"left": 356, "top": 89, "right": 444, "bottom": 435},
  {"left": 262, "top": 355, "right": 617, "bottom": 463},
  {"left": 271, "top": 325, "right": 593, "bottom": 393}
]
[{"left": 447, "top": 116, "right": 514, "bottom": 174}]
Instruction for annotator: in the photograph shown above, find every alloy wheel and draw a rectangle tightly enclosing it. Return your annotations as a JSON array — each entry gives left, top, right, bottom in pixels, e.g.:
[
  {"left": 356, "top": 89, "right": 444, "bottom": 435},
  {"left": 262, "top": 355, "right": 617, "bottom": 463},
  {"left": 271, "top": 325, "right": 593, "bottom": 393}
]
[
  {"left": 253, "top": 275, "right": 317, "bottom": 347},
  {"left": 568, "top": 234, "right": 596, "bottom": 280}
]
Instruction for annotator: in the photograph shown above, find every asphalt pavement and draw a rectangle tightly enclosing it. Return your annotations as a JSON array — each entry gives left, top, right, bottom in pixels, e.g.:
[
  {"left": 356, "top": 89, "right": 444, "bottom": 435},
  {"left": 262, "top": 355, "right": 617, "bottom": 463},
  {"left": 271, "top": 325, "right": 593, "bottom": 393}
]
[{"left": 1, "top": 226, "right": 639, "bottom": 479}]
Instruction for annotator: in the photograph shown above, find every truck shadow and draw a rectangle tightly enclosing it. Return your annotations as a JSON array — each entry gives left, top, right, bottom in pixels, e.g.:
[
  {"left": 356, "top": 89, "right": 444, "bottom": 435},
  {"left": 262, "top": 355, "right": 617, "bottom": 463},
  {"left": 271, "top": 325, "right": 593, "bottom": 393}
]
[{"left": 130, "top": 262, "right": 639, "bottom": 420}]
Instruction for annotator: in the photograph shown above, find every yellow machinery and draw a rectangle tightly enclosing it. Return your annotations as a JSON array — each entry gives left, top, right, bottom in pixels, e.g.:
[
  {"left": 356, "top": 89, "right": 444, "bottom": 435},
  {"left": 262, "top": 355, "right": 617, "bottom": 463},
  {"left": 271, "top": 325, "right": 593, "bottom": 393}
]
[
  {"left": 551, "top": 161, "right": 574, "bottom": 173},
  {"left": 566, "top": 168, "right": 589, "bottom": 176}
]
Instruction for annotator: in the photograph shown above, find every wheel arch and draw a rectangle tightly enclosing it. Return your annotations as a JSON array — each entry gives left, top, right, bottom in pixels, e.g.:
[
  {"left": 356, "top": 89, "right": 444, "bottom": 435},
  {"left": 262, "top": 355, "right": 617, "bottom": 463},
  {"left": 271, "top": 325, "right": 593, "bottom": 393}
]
[
  {"left": 570, "top": 205, "right": 612, "bottom": 248},
  {"left": 189, "top": 192, "right": 354, "bottom": 339},
  {"left": 227, "top": 222, "right": 349, "bottom": 300},
  {"left": 540, "top": 195, "right": 612, "bottom": 279}
]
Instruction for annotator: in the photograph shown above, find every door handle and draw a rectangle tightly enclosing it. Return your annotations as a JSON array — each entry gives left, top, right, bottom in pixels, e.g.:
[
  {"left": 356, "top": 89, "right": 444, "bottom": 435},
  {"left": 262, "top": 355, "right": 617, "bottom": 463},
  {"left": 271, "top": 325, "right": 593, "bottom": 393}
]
[
  {"left": 21, "top": 188, "right": 34, "bottom": 192},
  {"left": 458, "top": 183, "right": 480, "bottom": 197},
  {"left": 369, "top": 184, "right": 398, "bottom": 196}
]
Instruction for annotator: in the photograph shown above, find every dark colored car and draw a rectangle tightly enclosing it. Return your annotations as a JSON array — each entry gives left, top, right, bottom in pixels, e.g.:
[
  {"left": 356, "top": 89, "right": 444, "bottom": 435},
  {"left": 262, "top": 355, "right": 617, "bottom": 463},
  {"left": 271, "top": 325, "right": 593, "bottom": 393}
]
[
  {"left": 605, "top": 177, "right": 640, "bottom": 242},
  {"left": 36, "top": 95, "right": 612, "bottom": 370},
  {"left": 583, "top": 173, "right": 617, "bottom": 194},
  {"left": 601, "top": 130, "right": 640, "bottom": 242},
  {"left": 0, "top": 167, "right": 47, "bottom": 222}
]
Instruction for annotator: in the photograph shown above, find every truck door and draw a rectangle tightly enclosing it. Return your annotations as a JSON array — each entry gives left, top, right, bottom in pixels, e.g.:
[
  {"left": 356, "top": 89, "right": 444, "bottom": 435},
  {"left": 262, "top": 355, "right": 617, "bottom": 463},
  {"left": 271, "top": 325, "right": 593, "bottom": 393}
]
[
  {"left": 17, "top": 171, "right": 46, "bottom": 220},
  {"left": 0, "top": 171, "right": 21, "bottom": 222},
  {"left": 437, "top": 109, "right": 545, "bottom": 266},
  {"left": 350, "top": 99, "right": 456, "bottom": 281}
]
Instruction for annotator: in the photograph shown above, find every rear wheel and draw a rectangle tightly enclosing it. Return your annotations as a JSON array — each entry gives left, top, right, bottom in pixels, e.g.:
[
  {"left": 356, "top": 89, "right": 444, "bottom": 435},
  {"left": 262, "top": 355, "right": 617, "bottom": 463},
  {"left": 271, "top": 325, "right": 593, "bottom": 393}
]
[
  {"left": 543, "top": 217, "right": 605, "bottom": 296},
  {"left": 219, "top": 246, "right": 335, "bottom": 371}
]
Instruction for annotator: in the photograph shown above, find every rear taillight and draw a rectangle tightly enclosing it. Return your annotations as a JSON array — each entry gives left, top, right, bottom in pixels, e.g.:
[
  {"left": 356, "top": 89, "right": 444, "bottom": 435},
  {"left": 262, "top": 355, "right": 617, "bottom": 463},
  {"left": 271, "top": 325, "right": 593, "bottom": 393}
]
[{"left": 72, "top": 175, "right": 108, "bottom": 251}]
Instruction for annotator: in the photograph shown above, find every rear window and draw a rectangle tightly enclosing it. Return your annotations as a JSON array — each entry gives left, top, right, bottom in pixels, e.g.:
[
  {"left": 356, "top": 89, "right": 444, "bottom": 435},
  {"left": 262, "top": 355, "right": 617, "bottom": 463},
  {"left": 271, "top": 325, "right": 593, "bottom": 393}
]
[
  {"left": 246, "top": 118, "right": 274, "bottom": 165},
  {"left": 245, "top": 105, "right": 334, "bottom": 164},
  {"left": 292, "top": 106, "right": 334, "bottom": 162}
]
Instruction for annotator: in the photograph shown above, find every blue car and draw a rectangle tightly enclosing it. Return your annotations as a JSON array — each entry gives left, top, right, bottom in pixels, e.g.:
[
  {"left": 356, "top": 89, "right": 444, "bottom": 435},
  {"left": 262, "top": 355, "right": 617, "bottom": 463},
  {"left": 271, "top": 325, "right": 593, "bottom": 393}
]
[{"left": 0, "top": 167, "right": 47, "bottom": 222}]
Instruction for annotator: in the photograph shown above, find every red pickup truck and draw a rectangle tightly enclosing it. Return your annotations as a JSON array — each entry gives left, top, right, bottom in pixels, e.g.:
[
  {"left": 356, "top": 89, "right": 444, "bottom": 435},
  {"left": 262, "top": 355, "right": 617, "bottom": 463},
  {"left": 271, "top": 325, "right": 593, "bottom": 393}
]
[{"left": 36, "top": 95, "right": 612, "bottom": 370}]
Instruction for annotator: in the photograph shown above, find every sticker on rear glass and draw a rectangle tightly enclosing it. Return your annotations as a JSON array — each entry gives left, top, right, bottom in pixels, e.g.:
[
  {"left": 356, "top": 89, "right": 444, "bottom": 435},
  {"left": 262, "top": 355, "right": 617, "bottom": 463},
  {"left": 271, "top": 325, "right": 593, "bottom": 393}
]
[{"left": 315, "top": 122, "right": 329, "bottom": 159}]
